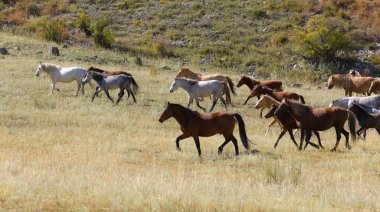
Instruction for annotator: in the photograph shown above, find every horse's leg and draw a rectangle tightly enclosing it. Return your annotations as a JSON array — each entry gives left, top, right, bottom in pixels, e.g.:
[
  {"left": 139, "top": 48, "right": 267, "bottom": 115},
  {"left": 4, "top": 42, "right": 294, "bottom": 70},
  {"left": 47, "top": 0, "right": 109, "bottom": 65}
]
[
  {"left": 49, "top": 82, "right": 56, "bottom": 96},
  {"left": 176, "top": 134, "right": 190, "bottom": 151},
  {"left": 128, "top": 88, "right": 137, "bottom": 103},
  {"left": 195, "top": 98, "right": 206, "bottom": 112},
  {"left": 274, "top": 129, "right": 287, "bottom": 149},
  {"left": 91, "top": 87, "right": 102, "bottom": 102},
  {"left": 313, "top": 131, "right": 324, "bottom": 149},
  {"left": 187, "top": 96, "right": 194, "bottom": 108},
  {"left": 265, "top": 119, "right": 277, "bottom": 135},
  {"left": 116, "top": 89, "right": 124, "bottom": 105},
  {"left": 209, "top": 97, "right": 218, "bottom": 112},
  {"left": 299, "top": 129, "right": 305, "bottom": 150},
  {"left": 218, "top": 138, "right": 231, "bottom": 155},
  {"left": 74, "top": 81, "right": 81, "bottom": 96},
  {"left": 193, "top": 136, "right": 202, "bottom": 157},
  {"left": 341, "top": 128, "right": 351, "bottom": 150},
  {"left": 331, "top": 127, "right": 342, "bottom": 152},
  {"left": 287, "top": 130, "right": 299, "bottom": 149},
  {"left": 231, "top": 136, "right": 239, "bottom": 156},
  {"left": 219, "top": 97, "right": 227, "bottom": 110},
  {"left": 303, "top": 130, "right": 319, "bottom": 150},
  {"left": 104, "top": 89, "right": 114, "bottom": 104},
  {"left": 242, "top": 95, "right": 252, "bottom": 105}
]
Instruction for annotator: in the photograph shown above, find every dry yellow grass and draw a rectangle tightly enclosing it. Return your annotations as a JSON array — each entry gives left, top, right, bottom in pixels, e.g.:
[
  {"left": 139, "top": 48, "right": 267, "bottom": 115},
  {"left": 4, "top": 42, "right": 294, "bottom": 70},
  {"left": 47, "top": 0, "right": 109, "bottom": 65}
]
[{"left": 0, "top": 33, "right": 379, "bottom": 210}]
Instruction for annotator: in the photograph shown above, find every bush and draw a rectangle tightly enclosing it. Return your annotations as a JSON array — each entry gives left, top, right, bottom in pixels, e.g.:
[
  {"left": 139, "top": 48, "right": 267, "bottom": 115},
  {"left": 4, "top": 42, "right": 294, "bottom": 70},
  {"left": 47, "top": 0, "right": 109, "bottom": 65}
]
[
  {"left": 292, "top": 16, "right": 350, "bottom": 62},
  {"left": 91, "top": 18, "right": 114, "bottom": 49},
  {"left": 76, "top": 12, "right": 92, "bottom": 37},
  {"left": 38, "top": 18, "right": 69, "bottom": 43},
  {"left": 27, "top": 3, "right": 40, "bottom": 16},
  {"left": 154, "top": 36, "right": 173, "bottom": 57}
]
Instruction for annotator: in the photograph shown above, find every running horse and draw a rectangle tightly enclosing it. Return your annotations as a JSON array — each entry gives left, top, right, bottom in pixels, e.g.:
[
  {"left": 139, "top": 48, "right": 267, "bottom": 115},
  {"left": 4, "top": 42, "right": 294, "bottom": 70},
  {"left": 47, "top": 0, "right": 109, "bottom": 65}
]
[
  {"left": 236, "top": 74, "right": 283, "bottom": 99},
  {"left": 274, "top": 99, "right": 357, "bottom": 151},
  {"left": 176, "top": 66, "right": 237, "bottom": 95},
  {"left": 159, "top": 102, "right": 253, "bottom": 157}
]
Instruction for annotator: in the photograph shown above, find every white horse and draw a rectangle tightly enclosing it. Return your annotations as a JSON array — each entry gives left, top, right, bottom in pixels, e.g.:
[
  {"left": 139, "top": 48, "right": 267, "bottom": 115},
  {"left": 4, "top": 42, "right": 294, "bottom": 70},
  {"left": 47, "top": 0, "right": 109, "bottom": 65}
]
[
  {"left": 169, "top": 78, "right": 231, "bottom": 112},
  {"left": 35, "top": 63, "right": 88, "bottom": 96},
  {"left": 329, "top": 95, "right": 380, "bottom": 109}
]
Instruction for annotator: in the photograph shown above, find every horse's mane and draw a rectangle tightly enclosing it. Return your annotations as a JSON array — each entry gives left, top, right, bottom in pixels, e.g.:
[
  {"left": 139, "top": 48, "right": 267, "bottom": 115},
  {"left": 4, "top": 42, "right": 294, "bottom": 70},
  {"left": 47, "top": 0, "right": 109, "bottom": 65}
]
[
  {"left": 287, "top": 99, "right": 311, "bottom": 115},
  {"left": 181, "top": 66, "right": 192, "bottom": 72},
  {"left": 170, "top": 103, "right": 200, "bottom": 116},
  {"left": 88, "top": 66, "right": 106, "bottom": 73},
  {"left": 41, "top": 63, "right": 61, "bottom": 72},
  {"left": 175, "top": 77, "right": 198, "bottom": 85}
]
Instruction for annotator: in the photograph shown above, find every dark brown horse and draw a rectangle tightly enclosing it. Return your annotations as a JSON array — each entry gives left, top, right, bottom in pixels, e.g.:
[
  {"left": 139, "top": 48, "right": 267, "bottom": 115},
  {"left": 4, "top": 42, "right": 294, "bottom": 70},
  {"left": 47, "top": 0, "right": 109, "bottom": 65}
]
[
  {"left": 237, "top": 74, "right": 283, "bottom": 92},
  {"left": 348, "top": 103, "right": 380, "bottom": 138},
  {"left": 159, "top": 102, "right": 253, "bottom": 157},
  {"left": 274, "top": 99, "right": 356, "bottom": 151},
  {"left": 243, "top": 85, "right": 305, "bottom": 118},
  {"left": 265, "top": 105, "right": 321, "bottom": 149}
]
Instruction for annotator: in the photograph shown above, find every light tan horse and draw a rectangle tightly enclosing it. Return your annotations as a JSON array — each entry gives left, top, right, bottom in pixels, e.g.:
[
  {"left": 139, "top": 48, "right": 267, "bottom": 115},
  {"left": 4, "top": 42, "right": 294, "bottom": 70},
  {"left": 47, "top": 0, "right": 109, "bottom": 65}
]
[
  {"left": 328, "top": 70, "right": 375, "bottom": 96},
  {"left": 176, "top": 66, "right": 236, "bottom": 95},
  {"left": 254, "top": 95, "right": 282, "bottom": 134}
]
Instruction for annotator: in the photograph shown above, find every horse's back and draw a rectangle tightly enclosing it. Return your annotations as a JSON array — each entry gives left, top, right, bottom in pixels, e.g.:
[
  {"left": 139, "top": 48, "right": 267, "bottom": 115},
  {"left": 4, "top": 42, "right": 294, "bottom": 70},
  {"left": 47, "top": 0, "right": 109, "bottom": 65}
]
[
  {"left": 261, "top": 80, "right": 282, "bottom": 90},
  {"left": 55, "top": 67, "right": 86, "bottom": 82},
  {"left": 351, "top": 77, "right": 375, "bottom": 93},
  {"left": 200, "top": 74, "right": 225, "bottom": 82},
  {"left": 197, "top": 112, "right": 235, "bottom": 136}
]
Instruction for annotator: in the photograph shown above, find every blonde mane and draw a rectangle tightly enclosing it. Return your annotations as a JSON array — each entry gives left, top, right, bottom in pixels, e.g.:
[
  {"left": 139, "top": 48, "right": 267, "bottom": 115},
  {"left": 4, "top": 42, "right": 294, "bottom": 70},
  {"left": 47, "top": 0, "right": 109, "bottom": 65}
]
[{"left": 41, "top": 63, "right": 62, "bottom": 73}]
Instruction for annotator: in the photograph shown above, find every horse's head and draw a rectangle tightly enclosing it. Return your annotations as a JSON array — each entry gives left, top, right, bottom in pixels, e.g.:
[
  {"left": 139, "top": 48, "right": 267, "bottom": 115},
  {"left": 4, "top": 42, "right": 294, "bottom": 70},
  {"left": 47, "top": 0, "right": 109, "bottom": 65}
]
[
  {"left": 35, "top": 63, "right": 45, "bottom": 77},
  {"left": 327, "top": 76, "right": 334, "bottom": 89},
  {"left": 274, "top": 99, "right": 291, "bottom": 116},
  {"left": 264, "top": 105, "right": 278, "bottom": 119},
  {"left": 159, "top": 102, "right": 173, "bottom": 123},
  {"left": 236, "top": 75, "right": 247, "bottom": 88},
  {"left": 169, "top": 79, "right": 179, "bottom": 93}
]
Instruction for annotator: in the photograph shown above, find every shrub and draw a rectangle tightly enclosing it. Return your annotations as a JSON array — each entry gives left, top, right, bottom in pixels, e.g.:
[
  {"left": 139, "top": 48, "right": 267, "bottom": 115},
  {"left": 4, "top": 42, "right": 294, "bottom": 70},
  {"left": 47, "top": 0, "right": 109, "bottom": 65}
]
[
  {"left": 91, "top": 18, "right": 114, "bottom": 49},
  {"left": 154, "top": 36, "right": 174, "bottom": 57},
  {"left": 27, "top": 3, "right": 41, "bottom": 16},
  {"left": 38, "top": 18, "right": 69, "bottom": 43},
  {"left": 76, "top": 12, "right": 92, "bottom": 37},
  {"left": 292, "top": 16, "right": 351, "bottom": 62}
]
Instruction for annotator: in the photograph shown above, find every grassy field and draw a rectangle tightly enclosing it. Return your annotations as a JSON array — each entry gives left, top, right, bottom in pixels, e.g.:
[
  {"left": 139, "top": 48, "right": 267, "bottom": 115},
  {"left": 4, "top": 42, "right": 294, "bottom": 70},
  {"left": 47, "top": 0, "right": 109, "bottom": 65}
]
[{"left": 0, "top": 33, "right": 380, "bottom": 210}]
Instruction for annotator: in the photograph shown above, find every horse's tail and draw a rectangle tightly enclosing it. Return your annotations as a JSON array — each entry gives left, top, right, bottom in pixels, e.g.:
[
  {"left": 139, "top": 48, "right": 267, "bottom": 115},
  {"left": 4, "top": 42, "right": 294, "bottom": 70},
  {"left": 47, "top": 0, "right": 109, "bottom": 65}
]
[
  {"left": 223, "top": 82, "right": 232, "bottom": 106},
  {"left": 299, "top": 95, "right": 305, "bottom": 104},
  {"left": 129, "top": 76, "right": 139, "bottom": 94},
  {"left": 347, "top": 110, "right": 357, "bottom": 142},
  {"left": 225, "top": 76, "right": 237, "bottom": 96},
  {"left": 233, "top": 113, "right": 253, "bottom": 150}
]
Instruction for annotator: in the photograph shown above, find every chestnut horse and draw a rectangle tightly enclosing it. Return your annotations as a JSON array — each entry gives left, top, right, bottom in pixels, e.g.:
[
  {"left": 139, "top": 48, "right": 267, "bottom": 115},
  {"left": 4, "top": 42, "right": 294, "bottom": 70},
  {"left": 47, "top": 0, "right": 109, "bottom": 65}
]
[
  {"left": 243, "top": 85, "right": 305, "bottom": 117},
  {"left": 348, "top": 103, "right": 380, "bottom": 138},
  {"left": 176, "top": 66, "right": 236, "bottom": 95},
  {"left": 369, "top": 79, "right": 380, "bottom": 95},
  {"left": 159, "top": 102, "right": 253, "bottom": 157},
  {"left": 236, "top": 74, "right": 283, "bottom": 99},
  {"left": 275, "top": 99, "right": 356, "bottom": 151},
  {"left": 265, "top": 104, "right": 321, "bottom": 149},
  {"left": 328, "top": 70, "right": 375, "bottom": 96}
]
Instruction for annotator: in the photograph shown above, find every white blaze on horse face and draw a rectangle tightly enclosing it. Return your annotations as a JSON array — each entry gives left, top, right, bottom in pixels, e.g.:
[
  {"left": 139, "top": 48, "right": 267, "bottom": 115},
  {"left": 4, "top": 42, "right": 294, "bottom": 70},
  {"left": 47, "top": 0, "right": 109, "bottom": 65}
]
[{"left": 169, "top": 81, "right": 177, "bottom": 93}]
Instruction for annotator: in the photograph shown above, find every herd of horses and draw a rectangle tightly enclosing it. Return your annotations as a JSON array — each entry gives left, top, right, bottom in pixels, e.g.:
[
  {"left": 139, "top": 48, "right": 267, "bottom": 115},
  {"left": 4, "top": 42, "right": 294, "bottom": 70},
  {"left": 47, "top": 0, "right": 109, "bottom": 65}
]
[{"left": 35, "top": 63, "right": 380, "bottom": 157}]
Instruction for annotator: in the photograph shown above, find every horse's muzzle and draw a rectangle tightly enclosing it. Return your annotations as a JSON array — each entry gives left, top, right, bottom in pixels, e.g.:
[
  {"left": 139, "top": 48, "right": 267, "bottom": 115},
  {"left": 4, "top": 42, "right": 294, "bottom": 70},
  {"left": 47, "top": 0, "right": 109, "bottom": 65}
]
[
  {"left": 158, "top": 119, "right": 163, "bottom": 123},
  {"left": 35, "top": 74, "right": 39, "bottom": 77}
]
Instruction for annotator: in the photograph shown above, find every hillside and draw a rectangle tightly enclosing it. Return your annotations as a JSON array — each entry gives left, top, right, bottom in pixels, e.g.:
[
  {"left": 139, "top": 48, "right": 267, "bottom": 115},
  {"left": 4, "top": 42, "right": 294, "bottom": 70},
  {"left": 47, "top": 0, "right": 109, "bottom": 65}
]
[{"left": 1, "top": 0, "right": 380, "bottom": 80}]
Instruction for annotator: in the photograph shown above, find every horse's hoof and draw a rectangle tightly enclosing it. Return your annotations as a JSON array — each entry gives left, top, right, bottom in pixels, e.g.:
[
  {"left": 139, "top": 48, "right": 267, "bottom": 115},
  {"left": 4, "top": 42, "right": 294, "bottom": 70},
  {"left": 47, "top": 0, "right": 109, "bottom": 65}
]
[
  {"left": 330, "top": 148, "right": 337, "bottom": 152},
  {"left": 177, "top": 147, "right": 182, "bottom": 152},
  {"left": 218, "top": 148, "right": 223, "bottom": 154}
]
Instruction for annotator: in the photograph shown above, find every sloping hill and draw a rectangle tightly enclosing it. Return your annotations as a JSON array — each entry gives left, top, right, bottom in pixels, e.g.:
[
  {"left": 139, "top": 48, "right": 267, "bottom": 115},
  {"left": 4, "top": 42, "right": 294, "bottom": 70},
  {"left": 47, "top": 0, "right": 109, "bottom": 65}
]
[{"left": 1, "top": 0, "right": 380, "bottom": 80}]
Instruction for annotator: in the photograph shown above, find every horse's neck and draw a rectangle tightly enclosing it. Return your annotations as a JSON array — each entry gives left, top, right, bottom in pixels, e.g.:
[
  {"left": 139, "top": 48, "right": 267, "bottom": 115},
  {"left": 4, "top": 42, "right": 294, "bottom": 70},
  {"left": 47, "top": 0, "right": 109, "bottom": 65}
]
[
  {"left": 172, "top": 107, "right": 192, "bottom": 126},
  {"left": 289, "top": 103, "right": 309, "bottom": 118},
  {"left": 191, "top": 72, "right": 202, "bottom": 80},
  {"left": 246, "top": 78, "right": 255, "bottom": 89},
  {"left": 177, "top": 80, "right": 192, "bottom": 91},
  {"left": 268, "top": 97, "right": 280, "bottom": 106}
]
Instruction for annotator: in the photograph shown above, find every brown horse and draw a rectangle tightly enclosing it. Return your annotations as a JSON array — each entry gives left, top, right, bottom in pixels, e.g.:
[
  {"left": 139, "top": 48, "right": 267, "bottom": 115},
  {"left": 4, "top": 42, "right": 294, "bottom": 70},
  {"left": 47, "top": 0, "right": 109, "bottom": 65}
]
[
  {"left": 274, "top": 99, "right": 356, "bottom": 151},
  {"left": 176, "top": 66, "right": 236, "bottom": 95},
  {"left": 368, "top": 79, "right": 380, "bottom": 95},
  {"left": 265, "top": 104, "right": 321, "bottom": 149},
  {"left": 159, "top": 102, "right": 253, "bottom": 156},
  {"left": 348, "top": 103, "right": 380, "bottom": 138},
  {"left": 328, "top": 70, "right": 375, "bottom": 96},
  {"left": 236, "top": 74, "right": 283, "bottom": 99},
  {"left": 243, "top": 85, "right": 305, "bottom": 108},
  {"left": 254, "top": 95, "right": 282, "bottom": 133}
]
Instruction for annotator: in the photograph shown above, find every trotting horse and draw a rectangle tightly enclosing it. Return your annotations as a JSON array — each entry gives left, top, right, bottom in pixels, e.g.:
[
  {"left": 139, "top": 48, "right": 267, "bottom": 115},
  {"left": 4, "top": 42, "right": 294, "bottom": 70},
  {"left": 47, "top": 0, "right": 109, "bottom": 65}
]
[
  {"left": 158, "top": 102, "right": 253, "bottom": 157},
  {"left": 169, "top": 78, "right": 231, "bottom": 112},
  {"left": 35, "top": 62, "right": 89, "bottom": 96},
  {"left": 327, "top": 70, "right": 375, "bottom": 96},
  {"left": 82, "top": 70, "right": 138, "bottom": 105},
  {"left": 176, "top": 66, "right": 237, "bottom": 95},
  {"left": 275, "top": 99, "right": 356, "bottom": 151}
]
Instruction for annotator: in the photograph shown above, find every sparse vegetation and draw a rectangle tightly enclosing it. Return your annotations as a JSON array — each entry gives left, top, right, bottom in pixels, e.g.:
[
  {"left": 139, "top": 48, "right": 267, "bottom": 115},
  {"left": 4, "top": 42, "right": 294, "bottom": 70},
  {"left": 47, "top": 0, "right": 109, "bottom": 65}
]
[
  {"left": 91, "top": 18, "right": 114, "bottom": 49},
  {"left": 37, "top": 18, "right": 69, "bottom": 43}
]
